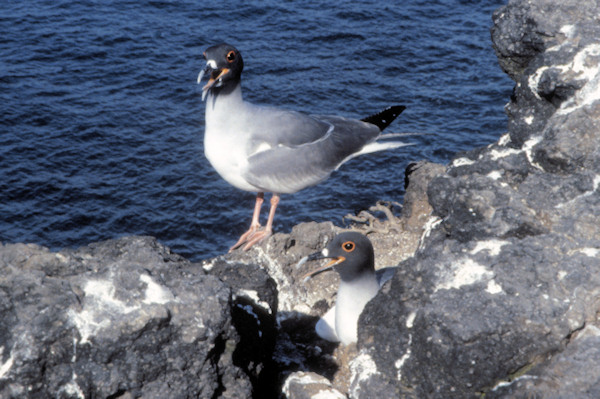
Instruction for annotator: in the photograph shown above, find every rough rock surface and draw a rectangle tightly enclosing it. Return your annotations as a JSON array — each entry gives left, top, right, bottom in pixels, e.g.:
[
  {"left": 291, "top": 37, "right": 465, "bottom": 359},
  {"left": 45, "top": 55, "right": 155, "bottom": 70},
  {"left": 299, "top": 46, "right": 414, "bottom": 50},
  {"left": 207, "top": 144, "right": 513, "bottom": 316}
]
[
  {"left": 0, "top": 236, "right": 276, "bottom": 398},
  {"left": 488, "top": 324, "right": 600, "bottom": 398},
  {"left": 352, "top": 0, "right": 600, "bottom": 398}
]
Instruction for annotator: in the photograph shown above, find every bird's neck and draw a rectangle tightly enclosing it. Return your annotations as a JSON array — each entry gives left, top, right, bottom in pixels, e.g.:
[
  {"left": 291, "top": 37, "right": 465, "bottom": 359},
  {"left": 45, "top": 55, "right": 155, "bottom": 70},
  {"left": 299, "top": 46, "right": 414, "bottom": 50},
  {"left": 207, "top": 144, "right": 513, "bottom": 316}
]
[
  {"left": 338, "top": 266, "right": 376, "bottom": 283},
  {"left": 205, "top": 83, "right": 245, "bottom": 126},
  {"left": 337, "top": 271, "right": 379, "bottom": 315},
  {"left": 339, "top": 271, "right": 379, "bottom": 296},
  {"left": 206, "top": 82, "right": 243, "bottom": 108},
  {"left": 335, "top": 271, "right": 379, "bottom": 345}
]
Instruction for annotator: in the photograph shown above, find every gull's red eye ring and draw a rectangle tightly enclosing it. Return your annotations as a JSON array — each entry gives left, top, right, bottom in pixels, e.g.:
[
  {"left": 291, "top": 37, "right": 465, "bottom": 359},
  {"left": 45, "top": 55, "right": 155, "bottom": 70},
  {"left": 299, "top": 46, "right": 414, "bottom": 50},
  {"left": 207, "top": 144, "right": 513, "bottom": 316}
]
[{"left": 342, "top": 241, "right": 355, "bottom": 252}]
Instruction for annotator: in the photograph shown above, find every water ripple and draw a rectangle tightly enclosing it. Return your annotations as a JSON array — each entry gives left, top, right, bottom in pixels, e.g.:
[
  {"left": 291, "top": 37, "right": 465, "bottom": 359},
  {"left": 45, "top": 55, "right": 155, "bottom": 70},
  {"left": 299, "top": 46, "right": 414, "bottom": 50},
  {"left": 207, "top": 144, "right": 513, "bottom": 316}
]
[{"left": 0, "top": 0, "right": 512, "bottom": 259}]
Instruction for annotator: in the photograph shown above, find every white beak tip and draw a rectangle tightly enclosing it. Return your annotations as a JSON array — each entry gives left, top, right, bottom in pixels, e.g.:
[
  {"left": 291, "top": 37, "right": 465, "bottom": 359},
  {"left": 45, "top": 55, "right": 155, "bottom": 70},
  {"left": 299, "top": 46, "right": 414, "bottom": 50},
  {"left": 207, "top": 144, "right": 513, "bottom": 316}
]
[
  {"left": 296, "top": 256, "right": 309, "bottom": 269},
  {"left": 197, "top": 69, "right": 205, "bottom": 85}
]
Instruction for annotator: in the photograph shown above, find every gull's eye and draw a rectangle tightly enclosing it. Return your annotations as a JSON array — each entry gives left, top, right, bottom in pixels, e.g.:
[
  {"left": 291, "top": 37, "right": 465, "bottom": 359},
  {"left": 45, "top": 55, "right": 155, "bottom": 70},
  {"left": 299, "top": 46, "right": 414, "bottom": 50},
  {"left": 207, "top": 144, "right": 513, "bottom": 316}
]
[
  {"left": 342, "top": 241, "right": 355, "bottom": 252},
  {"left": 227, "top": 50, "right": 236, "bottom": 62}
]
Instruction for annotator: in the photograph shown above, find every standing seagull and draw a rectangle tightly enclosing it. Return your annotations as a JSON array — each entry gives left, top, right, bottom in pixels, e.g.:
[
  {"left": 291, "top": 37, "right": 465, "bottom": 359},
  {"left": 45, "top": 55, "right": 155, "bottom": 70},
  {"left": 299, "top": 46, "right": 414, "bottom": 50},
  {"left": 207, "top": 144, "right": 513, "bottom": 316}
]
[
  {"left": 299, "top": 232, "right": 396, "bottom": 345},
  {"left": 197, "top": 43, "right": 410, "bottom": 251}
]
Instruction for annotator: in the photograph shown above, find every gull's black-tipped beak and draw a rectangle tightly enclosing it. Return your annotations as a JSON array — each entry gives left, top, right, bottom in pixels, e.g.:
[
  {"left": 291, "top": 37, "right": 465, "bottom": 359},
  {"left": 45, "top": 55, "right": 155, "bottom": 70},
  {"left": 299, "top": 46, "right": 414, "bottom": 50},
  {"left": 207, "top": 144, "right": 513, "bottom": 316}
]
[
  {"left": 197, "top": 60, "right": 231, "bottom": 101},
  {"left": 196, "top": 64, "right": 210, "bottom": 85},
  {"left": 298, "top": 250, "right": 346, "bottom": 282},
  {"left": 296, "top": 251, "right": 323, "bottom": 270},
  {"left": 196, "top": 64, "right": 211, "bottom": 101}
]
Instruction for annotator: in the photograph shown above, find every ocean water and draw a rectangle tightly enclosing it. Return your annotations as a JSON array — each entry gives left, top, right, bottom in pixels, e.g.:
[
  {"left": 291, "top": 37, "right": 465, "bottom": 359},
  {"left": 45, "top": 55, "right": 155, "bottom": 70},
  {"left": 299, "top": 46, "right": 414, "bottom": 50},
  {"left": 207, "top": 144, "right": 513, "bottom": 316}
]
[{"left": 1, "top": 0, "right": 512, "bottom": 260}]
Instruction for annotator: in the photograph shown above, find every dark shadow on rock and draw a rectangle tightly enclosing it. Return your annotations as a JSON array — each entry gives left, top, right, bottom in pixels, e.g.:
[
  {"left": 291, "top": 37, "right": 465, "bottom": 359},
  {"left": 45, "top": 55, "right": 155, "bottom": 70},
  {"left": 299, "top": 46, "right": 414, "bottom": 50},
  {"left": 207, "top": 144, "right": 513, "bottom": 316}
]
[
  {"left": 204, "top": 259, "right": 281, "bottom": 398},
  {"left": 275, "top": 311, "right": 340, "bottom": 383}
]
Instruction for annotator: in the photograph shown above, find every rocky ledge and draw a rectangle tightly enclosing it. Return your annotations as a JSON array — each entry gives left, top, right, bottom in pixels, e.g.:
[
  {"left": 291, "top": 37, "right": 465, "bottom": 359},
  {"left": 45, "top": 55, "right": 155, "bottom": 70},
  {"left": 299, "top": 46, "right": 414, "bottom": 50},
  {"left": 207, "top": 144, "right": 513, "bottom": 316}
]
[{"left": 2, "top": 0, "right": 600, "bottom": 397}]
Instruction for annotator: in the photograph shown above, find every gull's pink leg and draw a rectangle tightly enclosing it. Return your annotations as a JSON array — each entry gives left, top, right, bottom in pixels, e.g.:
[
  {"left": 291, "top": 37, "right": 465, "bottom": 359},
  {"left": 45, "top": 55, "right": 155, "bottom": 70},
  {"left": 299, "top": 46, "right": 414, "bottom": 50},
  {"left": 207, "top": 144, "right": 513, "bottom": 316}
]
[
  {"left": 242, "top": 194, "right": 280, "bottom": 251},
  {"left": 229, "top": 192, "right": 264, "bottom": 252}
]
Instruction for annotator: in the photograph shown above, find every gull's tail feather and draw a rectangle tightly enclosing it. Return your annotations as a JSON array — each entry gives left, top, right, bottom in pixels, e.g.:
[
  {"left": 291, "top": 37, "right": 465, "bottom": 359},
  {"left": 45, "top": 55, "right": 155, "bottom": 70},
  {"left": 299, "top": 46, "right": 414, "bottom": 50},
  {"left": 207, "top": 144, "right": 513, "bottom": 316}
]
[
  {"left": 361, "top": 105, "right": 406, "bottom": 131},
  {"left": 335, "top": 141, "right": 414, "bottom": 170},
  {"left": 355, "top": 141, "right": 414, "bottom": 157},
  {"left": 379, "top": 132, "right": 430, "bottom": 139}
]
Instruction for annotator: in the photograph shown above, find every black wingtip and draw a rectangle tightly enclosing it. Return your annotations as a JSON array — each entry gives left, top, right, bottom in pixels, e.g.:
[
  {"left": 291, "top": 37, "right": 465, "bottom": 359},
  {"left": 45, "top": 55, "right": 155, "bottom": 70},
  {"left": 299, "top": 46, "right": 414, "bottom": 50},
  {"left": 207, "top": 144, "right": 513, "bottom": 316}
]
[{"left": 361, "top": 105, "right": 406, "bottom": 131}]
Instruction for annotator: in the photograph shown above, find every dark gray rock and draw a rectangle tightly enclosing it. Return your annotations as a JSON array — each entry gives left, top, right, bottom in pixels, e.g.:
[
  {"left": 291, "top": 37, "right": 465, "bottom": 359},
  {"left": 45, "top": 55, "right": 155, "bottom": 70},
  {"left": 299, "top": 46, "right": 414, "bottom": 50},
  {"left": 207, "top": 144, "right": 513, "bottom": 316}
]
[
  {"left": 359, "top": 233, "right": 600, "bottom": 398},
  {"left": 203, "top": 258, "right": 279, "bottom": 398},
  {"left": 487, "top": 325, "right": 600, "bottom": 398},
  {"left": 352, "top": 0, "right": 600, "bottom": 398},
  {"left": 492, "top": 0, "right": 600, "bottom": 150},
  {"left": 490, "top": 0, "right": 600, "bottom": 81},
  {"left": 0, "top": 236, "right": 274, "bottom": 398}
]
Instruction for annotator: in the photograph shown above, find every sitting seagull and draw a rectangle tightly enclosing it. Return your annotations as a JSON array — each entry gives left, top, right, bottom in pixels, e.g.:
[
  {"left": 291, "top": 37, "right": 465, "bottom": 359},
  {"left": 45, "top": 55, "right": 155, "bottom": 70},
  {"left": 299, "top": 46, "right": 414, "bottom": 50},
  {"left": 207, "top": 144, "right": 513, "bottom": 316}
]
[
  {"left": 299, "top": 232, "right": 396, "bottom": 345},
  {"left": 197, "top": 43, "right": 411, "bottom": 251}
]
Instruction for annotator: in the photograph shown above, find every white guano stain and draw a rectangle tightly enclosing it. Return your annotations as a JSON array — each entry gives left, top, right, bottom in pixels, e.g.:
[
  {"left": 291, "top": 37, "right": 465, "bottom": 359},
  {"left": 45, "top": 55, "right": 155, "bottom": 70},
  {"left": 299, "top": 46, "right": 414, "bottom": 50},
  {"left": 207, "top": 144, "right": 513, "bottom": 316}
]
[
  {"left": 313, "top": 389, "right": 346, "bottom": 399},
  {"left": 70, "top": 273, "right": 175, "bottom": 344},
  {"left": 394, "top": 334, "right": 413, "bottom": 381},
  {"left": 547, "top": 24, "right": 576, "bottom": 53},
  {"left": 236, "top": 303, "right": 262, "bottom": 337},
  {"left": 452, "top": 157, "right": 475, "bottom": 167},
  {"left": 557, "top": 44, "right": 600, "bottom": 115},
  {"left": 486, "top": 170, "right": 503, "bottom": 180},
  {"left": 140, "top": 274, "right": 174, "bottom": 305},
  {"left": 62, "top": 335, "right": 84, "bottom": 398},
  {"left": 57, "top": 381, "right": 85, "bottom": 399},
  {"left": 68, "top": 278, "right": 138, "bottom": 344},
  {"left": 237, "top": 289, "right": 272, "bottom": 314},
  {"left": 556, "top": 175, "right": 600, "bottom": 209},
  {"left": 487, "top": 134, "right": 543, "bottom": 170},
  {"left": 486, "top": 280, "right": 503, "bottom": 295},
  {"left": 418, "top": 216, "right": 442, "bottom": 251},
  {"left": 0, "top": 351, "right": 14, "bottom": 380},
  {"left": 282, "top": 372, "right": 345, "bottom": 399},
  {"left": 349, "top": 350, "right": 381, "bottom": 398},
  {"left": 497, "top": 133, "right": 511, "bottom": 146},
  {"left": 557, "top": 270, "right": 568, "bottom": 280},
  {"left": 528, "top": 66, "right": 552, "bottom": 100},
  {"left": 489, "top": 147, "right": 521, "bottom": 160},
  {"left": 492, "top": 375, "right": 538, "bottom": 391},
  {"left": 529, "top": 43, "right": 600, "bottom": 113},
  {"left": 435, "top": 258, "right": 494, "bottom": 292},
  {"left": 523, "top": 135, "right": 544, "bottom": 170},
  {"left": 470, "top": 239, "right": 510, "bottom": 257},
  {"left": 579, "top": 247, "right": 600, "bottom": 257},
  {"left": 406, "top": 311, "right": 417, "bottom": 329},
  {"left": 254, "top": 246, "right": 297, "bottom": 312}
]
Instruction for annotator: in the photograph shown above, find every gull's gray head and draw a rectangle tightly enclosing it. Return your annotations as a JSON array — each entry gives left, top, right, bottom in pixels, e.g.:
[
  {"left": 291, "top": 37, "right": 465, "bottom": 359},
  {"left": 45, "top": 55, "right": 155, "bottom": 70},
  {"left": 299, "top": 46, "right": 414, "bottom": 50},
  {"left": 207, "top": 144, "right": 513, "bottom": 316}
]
[
  {"left": 301, "top": 232, "right": 375, "bottom": 283},
  {"left": 197, "top": 43, "right": 244, "bottom": 100}
]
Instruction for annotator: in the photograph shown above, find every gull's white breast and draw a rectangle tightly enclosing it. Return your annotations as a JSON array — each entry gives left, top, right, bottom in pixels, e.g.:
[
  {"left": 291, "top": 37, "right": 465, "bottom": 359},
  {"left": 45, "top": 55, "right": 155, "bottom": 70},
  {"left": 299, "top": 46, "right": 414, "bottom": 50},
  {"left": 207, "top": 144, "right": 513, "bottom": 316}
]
[
  {"left": 203, "top": 89, "right": 260, "bottom": 192},
  {"left": 335, "top": 275, "right": 379, "bottom": 345}
]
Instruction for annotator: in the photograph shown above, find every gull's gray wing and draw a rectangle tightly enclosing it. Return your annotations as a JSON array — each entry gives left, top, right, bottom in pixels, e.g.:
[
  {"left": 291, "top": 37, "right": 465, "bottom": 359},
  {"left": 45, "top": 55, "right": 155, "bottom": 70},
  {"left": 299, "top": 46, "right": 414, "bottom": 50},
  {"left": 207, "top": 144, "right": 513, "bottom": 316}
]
[
  {"left": 244, "top": 105, "right": 333, "bottom": 151},
  {"left": 376, "top": 267, "right": 397, "bottom": 287},
  {"left": 243, "top": 114, "right": 381, "bottom": 194}
]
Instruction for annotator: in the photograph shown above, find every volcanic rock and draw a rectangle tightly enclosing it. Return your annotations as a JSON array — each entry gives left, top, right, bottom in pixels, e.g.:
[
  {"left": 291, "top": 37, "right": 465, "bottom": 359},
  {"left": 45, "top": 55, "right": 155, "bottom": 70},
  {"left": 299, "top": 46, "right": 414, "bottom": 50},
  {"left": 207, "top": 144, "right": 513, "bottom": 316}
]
[{"left": 0, "top": 236, "right": 275, "bottom": 398}]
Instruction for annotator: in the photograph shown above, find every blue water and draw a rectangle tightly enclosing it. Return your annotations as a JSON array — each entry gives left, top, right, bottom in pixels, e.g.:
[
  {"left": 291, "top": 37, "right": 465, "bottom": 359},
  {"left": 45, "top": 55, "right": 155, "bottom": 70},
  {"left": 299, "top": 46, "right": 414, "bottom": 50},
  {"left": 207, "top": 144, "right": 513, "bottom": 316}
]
[{"left": 1, "top": 0, "right": 512, "bottom": 260}]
